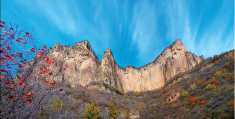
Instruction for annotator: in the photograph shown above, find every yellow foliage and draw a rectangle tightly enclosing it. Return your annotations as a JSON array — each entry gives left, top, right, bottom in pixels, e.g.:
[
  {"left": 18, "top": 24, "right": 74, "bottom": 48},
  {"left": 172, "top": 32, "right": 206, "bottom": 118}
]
[
  {"left": 222, "top": 73, "right": 227, "bottom": 76},
  {"left": 148, "top": 108, "right": 153, "bottom": 113},
  {"left": 228, "top": 72, "right": 234, "bottom": 76},
  {"left": 206, "top": 84, "right": 212, "bottom": 89},
  {"left": 135, "top": 92, "right": 140, "bottom": 97},
  {"left": 197, "top": 79, "right": 204, "bottom": 84},
  {"left": 138, "top": 104, "right": 144, "bottom": 109},
  {"left": 171, "top": 85, "right": 177, "bottom": 89},
  {"left": 214, "top": 71, "right": 221, "bottom": 76},
  {"left": 213, "top": 84, "right": 217, "bottom": 91},
  {"left": 225, "top": 63, "right": 230, "bottom": 67},
  {"left": 222, "top": 68, "right": 226, "bottom": 72},
  {"left": 171, "top": 103, "right": 175, "bottom": 107},
  {"left": 193, "top": 78, "right": 197, "bottom": 83},
  {"left": 182, "top": 91, "right": 188, "bottom": 97}
]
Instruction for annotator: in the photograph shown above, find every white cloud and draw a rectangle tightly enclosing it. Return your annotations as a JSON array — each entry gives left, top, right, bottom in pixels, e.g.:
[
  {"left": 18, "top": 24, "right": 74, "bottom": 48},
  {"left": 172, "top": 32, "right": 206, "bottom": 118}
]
[{"left": 131, "top": 0, "right": 159, "bottom": 63}]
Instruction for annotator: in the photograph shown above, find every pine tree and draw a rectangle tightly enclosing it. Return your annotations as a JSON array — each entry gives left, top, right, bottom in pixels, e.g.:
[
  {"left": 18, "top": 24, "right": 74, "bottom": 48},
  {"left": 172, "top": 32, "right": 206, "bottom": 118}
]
[
  {"left": 108, "top": 104, "right": 119, "bottom": 119},
  {"left": 83, "top": 100, "right": 101, "bottom": 119}
]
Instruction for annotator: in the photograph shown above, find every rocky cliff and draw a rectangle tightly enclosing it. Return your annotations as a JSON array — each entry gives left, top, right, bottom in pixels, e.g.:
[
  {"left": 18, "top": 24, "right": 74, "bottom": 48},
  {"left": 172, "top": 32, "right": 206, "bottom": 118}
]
[{"left": 25, "top": 39, "right": 204, "bottom": 92}]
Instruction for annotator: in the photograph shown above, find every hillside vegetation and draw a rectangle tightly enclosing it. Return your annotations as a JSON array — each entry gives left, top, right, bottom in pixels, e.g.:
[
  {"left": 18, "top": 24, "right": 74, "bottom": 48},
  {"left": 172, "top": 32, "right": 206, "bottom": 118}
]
[{"left": 37, "top": 50, "right": 234, "bottom": 119}]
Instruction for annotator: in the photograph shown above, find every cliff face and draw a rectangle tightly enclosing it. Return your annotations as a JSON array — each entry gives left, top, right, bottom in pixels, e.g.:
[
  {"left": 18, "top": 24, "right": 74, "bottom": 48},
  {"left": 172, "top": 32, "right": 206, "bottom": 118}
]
[{"left": 27, "top": 39, "right": 204, "bottom": 92}]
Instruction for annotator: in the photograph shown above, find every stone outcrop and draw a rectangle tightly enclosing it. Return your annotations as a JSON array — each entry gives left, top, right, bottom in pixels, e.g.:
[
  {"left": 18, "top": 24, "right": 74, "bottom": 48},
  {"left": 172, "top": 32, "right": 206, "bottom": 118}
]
[{"left": 24, "top": 39, "right": 204, "bottom": 92}]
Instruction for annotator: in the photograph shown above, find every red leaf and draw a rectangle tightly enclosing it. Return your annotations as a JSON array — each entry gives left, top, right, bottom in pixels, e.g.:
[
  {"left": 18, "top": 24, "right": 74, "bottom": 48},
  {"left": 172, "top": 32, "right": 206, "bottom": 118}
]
[
  {"left": 16, "top": 39, "right": 20, "bottom": 43},
  {"left": 46, "top": 60, "right": 53, "bottom": 65},
  {"left": 0, "top": 69, "right": 8, "bottom": 72},
  {"left": 30, "top": 48, "right": 35, "bottom": 52},
  {"left": 5, "top": 45, "right": 11, "bottom": 50},
  {"left": 48, "top": 72, "right": 53, "bottom": 76},
  {"left": 201, "top": 100, "right": 206, "bottom": 104},
  {"left": 9, "top": 94, "right": 15, "bottom": 100},
  {"left": 9, "top": 88, "right": 14, "bottom": 91},
  {"left": 29, "top": 75, "right": 32, "bottom": 78},
  {"left": 44, "top": 80, "right": 49, "bottom": 83},
  {"left": 16, "top": 74, "right": 21, "bottom": 79},
  {"left": 35, "top": 52, "right": 41, "bottom": 57},
  {"left": 17, "top": 82, "right": 24, "bottom": 86},
  {"left": 0, "top": 75, "right": 5, "bottom": 78},
  {"left": 0, "top": 49, "right": 6, "bottom": 54},
  {"left": 22, "top": 100, "right": 26, "bottom": 103},
  {"left": 22, "top": 42, "right": 26, "bottom": 44},
  {"left": 20, "top": 79, "right": 25, "bottom": 82},
  {"left": 44, "top": 57, "right": 47, "bottom": 61},
  {"left": 26, "top": 32, "right": 29, "bottom": 37},
  {"left": 17, "top": 52, "right": 22, "bottom": 58},
  {"left": 3, "top": 81, "right": 9, "bottom": 84},
  {"left": 65, "top": 64, "right": 69, "bottom": 67},
  {"left": 17, "top": 63, "right": 23, "bottom": 68},
  {"left": 58, "top": 88, "right": 63, "bottom": 91},
  {"left": 10, "top": 34, "right": 14, "bottom": 39},
  {"left": 10, "top": 83, "right": 15, "bottom": 87},
  {"left": 64, "top": 68, "right": 66, "bottom": 70},
  {"left": 27, "top": 99, "right": 32, "bottom": 104},
  {"left": 50, "top": 80, "right": 56, "bottom": 86},
  {"left": 9, "top": 27, "right": 13, "bottom": 30},
  {"left": 0, "top": 25, "right": 3, "bottom": 28},
  {"left": 41, "top": 45, "right": 47, "bottom": 51},
  {"left": 59, "top": 68, "right": 62, "bottom": 72},
  {"left": 0, "top": 57, "right": 4, "bottom": 61},
  {"left": 23, "top": 95, "right": 29, "bottom": 98},
  {"left": 0, "top": 37, "right": 4, "bottom": 40},
  {"left": 21, "top": 60, "right": 26, "bottom": 64},
  {"left": 24, "top": 50, "right": 28, "bottom": 52},
  {"left": 2, "top": 31, "right": 9, "bottom": 34},
  {"left": 19, "top": 38, "right": 24, "bottom": 40},
  {"left": 0, "top": 21, "right": 5, "bottom": 24}
]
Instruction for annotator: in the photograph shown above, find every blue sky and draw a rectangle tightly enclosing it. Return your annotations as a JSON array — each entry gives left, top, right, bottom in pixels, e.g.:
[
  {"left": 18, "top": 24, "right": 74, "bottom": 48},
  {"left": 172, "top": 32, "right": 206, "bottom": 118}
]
[{"left": 1, "top": 0, "right": 234, "bottom": 68}]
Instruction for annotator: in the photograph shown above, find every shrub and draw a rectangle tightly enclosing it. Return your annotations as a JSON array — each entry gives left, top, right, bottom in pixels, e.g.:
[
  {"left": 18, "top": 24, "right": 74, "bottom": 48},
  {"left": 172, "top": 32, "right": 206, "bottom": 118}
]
[
  {"left": 171, "top": 85, "right": 177, "bottom": 89},
  {"left": 135, "top": 92, "right": 140, "bottom": 97},
  {"left": 214, "top": 71, "right": 221, "bottom": 76},
  {"left": 108, "top": 104, "right": 119, "bottom": 119},
  {"left": 215, "top": 60, "right": 219, "bottom": 65},
  {"left": 197, "top": 79, "right": 204, "bottom": 84},
  {"left": 124, "top": 113, "right": 130, "bottom": 119},
  {"left": 182, "top": 91, "right": 188, "bottom": 97},
  {"left": 225, "top": 77, "right": 231, "bottom": 81},
  {"left": 228, "top": 100, "right": 234, "bottom": 109},
  {"left": 188, "top": 97, "right": 198, "bottom": 104},
  {"left": 83, "top": 100, "right": 101, "bottom": 119},
  {"left": 138, "top": 104, "right": 144, "bottom": 109},
  {"left": 51, "top": 97, "right": 65, "bottom": 111},
  {"left": 205, "top": 84, "right": 212, "bottom": 89}
]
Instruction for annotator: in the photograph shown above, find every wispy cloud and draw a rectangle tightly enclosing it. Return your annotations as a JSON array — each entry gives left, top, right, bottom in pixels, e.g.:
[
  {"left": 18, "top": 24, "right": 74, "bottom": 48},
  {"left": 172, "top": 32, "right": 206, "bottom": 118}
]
[{"left": 2, "top": 0, "right": 233, "bottom": 67}]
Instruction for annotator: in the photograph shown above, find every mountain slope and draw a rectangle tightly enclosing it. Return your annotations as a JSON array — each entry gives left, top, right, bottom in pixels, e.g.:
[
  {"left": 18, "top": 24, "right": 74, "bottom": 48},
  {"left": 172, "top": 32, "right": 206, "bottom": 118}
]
[{"left": 37, "top": 49, "right": 234, "bottom": 119}]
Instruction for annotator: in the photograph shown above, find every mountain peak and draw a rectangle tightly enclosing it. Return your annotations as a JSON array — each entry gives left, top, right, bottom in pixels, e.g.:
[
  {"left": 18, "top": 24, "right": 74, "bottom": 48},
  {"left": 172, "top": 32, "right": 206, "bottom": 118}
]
[
  {"left": 171, "top": 39, "right": 187, "bottom": 52},
  {"left": 75, "top": 40, "right": 91, "bottom": 51},
  {"left": 105, "top": 47, "right": 111, "bottom": 53}
]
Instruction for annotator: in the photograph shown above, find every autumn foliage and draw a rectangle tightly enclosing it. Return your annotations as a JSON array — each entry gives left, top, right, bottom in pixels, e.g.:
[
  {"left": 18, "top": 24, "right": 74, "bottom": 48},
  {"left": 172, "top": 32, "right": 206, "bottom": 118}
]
[{"left": 0, "top": 21, "right": 69, "bottom": 118}]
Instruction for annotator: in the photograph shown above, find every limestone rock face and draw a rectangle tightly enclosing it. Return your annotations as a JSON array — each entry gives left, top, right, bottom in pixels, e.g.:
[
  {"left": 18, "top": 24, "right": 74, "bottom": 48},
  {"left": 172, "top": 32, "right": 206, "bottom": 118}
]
[{"left": 26, "top": 39, "right": 204, "bottom": 92}]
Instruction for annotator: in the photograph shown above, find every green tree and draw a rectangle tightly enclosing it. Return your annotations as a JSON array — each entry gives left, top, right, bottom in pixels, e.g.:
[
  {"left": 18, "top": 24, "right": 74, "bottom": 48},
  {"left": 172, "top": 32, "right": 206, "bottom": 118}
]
[
  {"left": 108, "top": 104, "right": 119, "bottom": 119},
  {"left": 83, "top": 100, "right": 101, "bottom": 119}
]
